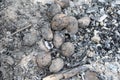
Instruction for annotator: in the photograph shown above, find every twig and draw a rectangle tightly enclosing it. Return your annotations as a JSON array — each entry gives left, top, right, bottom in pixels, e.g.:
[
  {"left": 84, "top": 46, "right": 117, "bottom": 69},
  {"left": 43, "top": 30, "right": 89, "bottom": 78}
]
[
  {"left": 11, "top": 24, "right": 32, "bottom": 36},
  {"left": 43, "top": 65, "right": 88, "bottom": 80},
  {"left": 0, "top": 24, "right": 32, "bottom": 42}
]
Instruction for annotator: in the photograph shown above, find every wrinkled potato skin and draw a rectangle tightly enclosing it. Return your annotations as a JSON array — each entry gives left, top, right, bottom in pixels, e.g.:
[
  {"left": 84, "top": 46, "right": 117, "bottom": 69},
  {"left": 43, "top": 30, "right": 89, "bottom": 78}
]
[
  {"left": 53, "top": 32, "right": 64, "bottom": 48},
  {"left": 61, "top": 42, "right": 75, "bottom": 57},
  {"left": 66, "top": 16, "right": 78, "bottom": 34},
  {"left": 36, "top": 52, "right": 51, "bottom": 68},
  {"left": 49, "top": 58, "right": 64, "bottom": 72},
  {"left": 51, "top": 14, "right": 69, "bottom": 30}
]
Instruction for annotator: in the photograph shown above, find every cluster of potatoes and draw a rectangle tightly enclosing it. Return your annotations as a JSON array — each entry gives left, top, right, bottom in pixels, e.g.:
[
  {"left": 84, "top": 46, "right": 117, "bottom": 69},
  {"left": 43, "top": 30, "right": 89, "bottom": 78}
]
[{"left": 25, "top": 0, "right": 91, "bottom": 73}]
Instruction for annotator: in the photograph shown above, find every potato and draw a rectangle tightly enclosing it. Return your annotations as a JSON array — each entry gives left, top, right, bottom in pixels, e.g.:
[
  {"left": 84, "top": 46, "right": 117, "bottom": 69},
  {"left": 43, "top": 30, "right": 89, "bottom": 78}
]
[
  {"left": 41, "top": 23, "right": 53, "bottom": 41},
  {"left": 55, "top": 0, "right": 70, "bottom": 8},
  {"left": 78, "top": 17, "right": 91, "bottom": 27},
  {"left": 51, "top": 14, "right": 69, "bottom": 30},
  {"left": 36, "top": 52, "right": 51, "bottom": 68},
  {"left": 47, "top": 3, "right": 61, "bottom": 18},
  {"left": 85, "top": 70, "right": 99, "bottom": 80},
  {"left": 52, "top": 14, "right": 78, "bottom": 34},
  {"left": 53, "top": 32, "right": 64, "bottom": 48},
  {"left": 61, "top": 42, "right": 74, "bottom": 57},
  {"left": 23, "top": 32, "right": 37, "bottom": 46},
  {"left": 49, "top": 58, "right": 64, "bottom": 72},
  {"left": 66, "top": 16, "right": 78, "bottom": 34}
]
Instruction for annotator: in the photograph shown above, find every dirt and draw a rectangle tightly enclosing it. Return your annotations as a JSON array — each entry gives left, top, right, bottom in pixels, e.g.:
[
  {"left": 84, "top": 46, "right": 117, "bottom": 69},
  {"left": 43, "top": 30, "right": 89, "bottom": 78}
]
[{"left": 0, "top": 0, "right": 120, "bottom": 80}]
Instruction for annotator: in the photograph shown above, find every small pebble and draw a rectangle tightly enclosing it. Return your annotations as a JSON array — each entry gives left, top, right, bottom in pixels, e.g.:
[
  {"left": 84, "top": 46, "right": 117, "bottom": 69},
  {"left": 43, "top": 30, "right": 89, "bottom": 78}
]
[
  {"left": 61, "top": 42, "right": 75, "bottom": 57},
  {"left": 36, "top": 51, "right": 51, "bottom": 68},
  {"left": 78, "top": 17, "right": 91, "bottom": 27},
  {"left": 91, "top": 30, "right": 101, "bottom": 43},
  {"left": 87, "top": 50, "right": 95, "bottom": 57},
  {"left": 49, "top": 58, "right": 64, "bottom": 72},
  {"left": 91, "top": 35, "right": 101, "bottom": 43}
]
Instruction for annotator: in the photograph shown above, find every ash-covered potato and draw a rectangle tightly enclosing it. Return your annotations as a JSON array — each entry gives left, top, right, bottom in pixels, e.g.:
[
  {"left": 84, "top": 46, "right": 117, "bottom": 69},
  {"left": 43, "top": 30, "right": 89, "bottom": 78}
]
[
  {"left": 47, "top": 3, "right": 61, "bottom": 18},
  {"left": 78, "top": 17, "right": 91, "bottom": 27},
  {"left": 55, "top": 0, "right": 69, "bottom": 8},
  {"left": 53, "top": 31, "right": 64, "bottom": 48},
  {"left": 5, "top": 6, "right": 17, "bottom": 21},
  {"left": 61, "top": 42, "right": 74, "bottom": 57},
  {"left": 23, "top": 31, "right": 37, "bottom": 46},
  {"left": 51, "top": 14, "right": 69, "bottom": 30},
  {"left": 84, "top": 70, "right": 99, "bottom": 80},
  {"left": 66, "top": 16, "right": 78, "bottom": 34},
  {"left": 36, "top": 52, "right": 51, "bottom": 68},
  {"left": 41, "top": 23, "right": 53, "bottom": 41},
  {"left": 52, "top": 14, "right": 78, "bottom": 34},
  {"left": 49, "top": 58, "right": 64, "bottom": 72}
]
